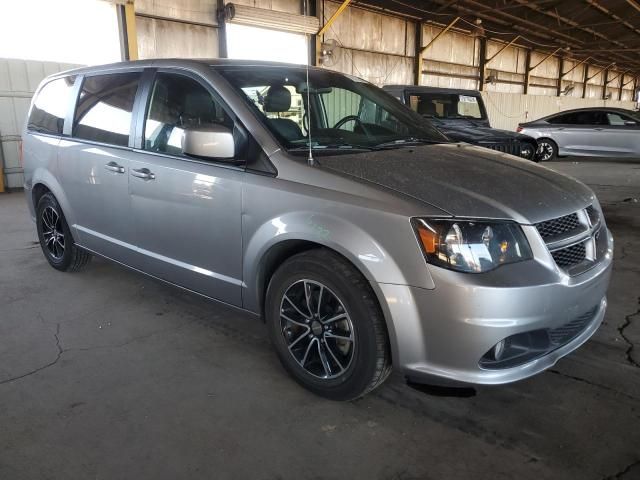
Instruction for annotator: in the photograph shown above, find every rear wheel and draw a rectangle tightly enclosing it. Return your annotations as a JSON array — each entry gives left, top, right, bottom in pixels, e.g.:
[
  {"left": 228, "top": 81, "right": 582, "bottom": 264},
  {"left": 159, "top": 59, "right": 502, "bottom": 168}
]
[
  {"left": 266, "top": 249, "right": 391, "bottom": 401},
  {"left": 36, "top": 193, "right": 91, "bottom": 272},
  {"left": 536, "top": 138, "right": 558, "bottom": 161}
]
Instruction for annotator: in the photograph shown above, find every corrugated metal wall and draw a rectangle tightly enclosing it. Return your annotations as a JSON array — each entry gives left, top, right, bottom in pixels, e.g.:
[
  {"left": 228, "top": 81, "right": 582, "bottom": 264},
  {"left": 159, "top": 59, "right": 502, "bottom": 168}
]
[
  {"left": 319, "top": 1, "right": 415, "bottom": 86},
  {"left": 0, "top": 58, "right": 80, "bottom": 190},
  {"left": 135, "top": 0, "right": 220, "bottom": 59}
]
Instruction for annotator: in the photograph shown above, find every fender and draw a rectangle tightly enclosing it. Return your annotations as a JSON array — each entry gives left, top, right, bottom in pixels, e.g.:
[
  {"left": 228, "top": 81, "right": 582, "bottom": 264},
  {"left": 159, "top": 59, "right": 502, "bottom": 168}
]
[{"left": 243, "top": 211, "right": 434, "bottom": 366}]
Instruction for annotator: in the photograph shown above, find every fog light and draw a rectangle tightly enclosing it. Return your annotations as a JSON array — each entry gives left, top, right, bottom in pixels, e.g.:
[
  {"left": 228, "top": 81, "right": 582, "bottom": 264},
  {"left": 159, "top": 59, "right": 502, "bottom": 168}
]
[{"left": 493, "top": 339, "right": 506, "bottom": 360}]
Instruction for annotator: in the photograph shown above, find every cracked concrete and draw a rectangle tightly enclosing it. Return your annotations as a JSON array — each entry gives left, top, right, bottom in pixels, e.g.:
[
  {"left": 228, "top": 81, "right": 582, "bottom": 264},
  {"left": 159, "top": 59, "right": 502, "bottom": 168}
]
[
  {"left": 618, "top": 296, "right": 640, "bottom": 368},
  {"left": 1, "top": 156, "right": 639, "bottom": 480}
]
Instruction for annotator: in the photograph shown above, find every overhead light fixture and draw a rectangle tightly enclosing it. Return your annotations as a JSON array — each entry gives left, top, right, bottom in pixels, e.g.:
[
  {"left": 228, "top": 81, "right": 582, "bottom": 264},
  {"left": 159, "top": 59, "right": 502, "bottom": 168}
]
[
  {"left": 471, "top": 18, "right": 485, "bottom": 38},
  {"left": 224, "top": 3, "right": 319, "bottom": 35}
]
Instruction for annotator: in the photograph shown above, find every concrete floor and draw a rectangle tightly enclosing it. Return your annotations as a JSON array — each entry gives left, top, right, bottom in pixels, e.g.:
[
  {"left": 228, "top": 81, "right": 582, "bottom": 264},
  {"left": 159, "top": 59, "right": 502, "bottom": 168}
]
[{"left": 1, "top": 158, "right": 639, "bottom": 480}]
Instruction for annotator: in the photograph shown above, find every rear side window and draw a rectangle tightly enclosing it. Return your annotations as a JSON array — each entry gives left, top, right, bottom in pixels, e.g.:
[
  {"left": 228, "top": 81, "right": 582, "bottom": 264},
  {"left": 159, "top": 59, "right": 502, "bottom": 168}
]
[
  {"left": 606, "top": 112, "right": 635, "bottom": 126},
  {"left": 73, "top": 72, "right": 141, "bottom": 147},
  {"left": 28, "top": 76, "right": 76, "bottom": 135},
  {"left": 548, "top": 111, "right": 607, "bottom": 125},
  {"left": 548, "top": 112, "right": 580, "bottom": 124}
]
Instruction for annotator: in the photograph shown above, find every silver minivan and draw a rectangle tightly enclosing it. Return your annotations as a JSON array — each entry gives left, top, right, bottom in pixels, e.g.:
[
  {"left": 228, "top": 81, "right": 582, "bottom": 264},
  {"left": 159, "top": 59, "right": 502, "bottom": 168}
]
[{"left": 23, "top": 59, "right": 613, "bottom": 400}]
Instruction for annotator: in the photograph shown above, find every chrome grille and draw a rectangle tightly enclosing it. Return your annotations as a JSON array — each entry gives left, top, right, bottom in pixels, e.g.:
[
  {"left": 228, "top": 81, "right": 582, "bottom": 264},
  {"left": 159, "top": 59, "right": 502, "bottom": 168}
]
[
  {"left": 535, "top": 213, "right": 580, "bottom": 239},
  {"left": 484, "top": 142, "right": 521, "bottom": 156},
  {"left": 551, "top": 242, "right": 586, "bottom": 267},
  {"left": 535, "top": 205, "right": 602, "bottom": 274},
  {"left": 586, "top": 205, "right": 599, "bottom": 226},
  {"left": 548, "top": 306, "right": 598, "bottom": 345}
]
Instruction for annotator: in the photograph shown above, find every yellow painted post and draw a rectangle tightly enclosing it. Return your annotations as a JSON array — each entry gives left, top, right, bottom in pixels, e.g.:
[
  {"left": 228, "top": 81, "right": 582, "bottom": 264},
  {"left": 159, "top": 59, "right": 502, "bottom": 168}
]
[{"left": 125, "top": 1, "right": 138, "bottom": 60}]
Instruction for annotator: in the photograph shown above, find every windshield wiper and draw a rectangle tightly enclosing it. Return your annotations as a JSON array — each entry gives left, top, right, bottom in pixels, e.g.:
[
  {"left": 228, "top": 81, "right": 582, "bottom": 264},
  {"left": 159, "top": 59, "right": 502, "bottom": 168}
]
[
  {"left": 372, "top": 138, "right": 444, "bottom": 149},
  {"left": 288, "top": 142, "right": 374, "bottom": 151}
]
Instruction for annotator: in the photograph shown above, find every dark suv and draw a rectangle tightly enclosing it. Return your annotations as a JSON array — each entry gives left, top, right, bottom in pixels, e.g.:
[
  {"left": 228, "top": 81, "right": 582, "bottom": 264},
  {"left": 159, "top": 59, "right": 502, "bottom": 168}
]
[{"left": 384, "top": 85, "right": 538, "bottom": 161}]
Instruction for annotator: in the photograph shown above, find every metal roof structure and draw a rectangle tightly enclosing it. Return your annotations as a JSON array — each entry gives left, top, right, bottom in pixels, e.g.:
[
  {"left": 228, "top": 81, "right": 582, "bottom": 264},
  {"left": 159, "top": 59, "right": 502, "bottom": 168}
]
[{"left": 354, "top": 0, "right": 640, "bottom": 75}]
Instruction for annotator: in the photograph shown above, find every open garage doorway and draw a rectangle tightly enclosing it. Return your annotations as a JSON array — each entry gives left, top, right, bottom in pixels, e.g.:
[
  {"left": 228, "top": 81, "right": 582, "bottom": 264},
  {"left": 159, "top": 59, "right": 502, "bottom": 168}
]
[{"left": 225, "top": 24, "right": 308, "bottom": 65}]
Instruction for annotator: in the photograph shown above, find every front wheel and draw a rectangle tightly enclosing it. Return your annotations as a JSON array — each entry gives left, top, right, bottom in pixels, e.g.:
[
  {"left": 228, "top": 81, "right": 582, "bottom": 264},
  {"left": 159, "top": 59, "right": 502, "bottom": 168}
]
[
  {"left": 36, "top": 192, "right": 91, "bottom": 272},
  {"left": 266, "top": 249, "right": 391, "bottom": 401},
  {"left": 536, "top": 138, "right": 558, "bottom": 162}
]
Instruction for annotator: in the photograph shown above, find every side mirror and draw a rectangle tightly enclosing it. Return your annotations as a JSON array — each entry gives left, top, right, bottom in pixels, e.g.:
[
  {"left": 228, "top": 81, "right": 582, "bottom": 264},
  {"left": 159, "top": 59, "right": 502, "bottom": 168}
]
[{"left": 182, "top": 125, "right": 235, "bottom": 160}]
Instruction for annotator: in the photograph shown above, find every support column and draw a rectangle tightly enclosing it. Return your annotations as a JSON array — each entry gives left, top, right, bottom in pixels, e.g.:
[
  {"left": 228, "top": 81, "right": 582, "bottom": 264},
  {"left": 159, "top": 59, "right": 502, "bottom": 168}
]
[
  {"left": 217, "top": 0, "right": 228, "bottom": 58},
  {"left": 602, "top": 68, "right": 609, "bottom": 100},
  {"left": 478, "top": 37, "right": 487, "bottom": 91},
  {"left": 556, "top": 57, "right": 564, "bottom": 96},
  {"left": 117, "top": 1, "right": 138, "bottom": 60},
  {"left": 523, "top": 49, "right": 531, "bottom": 95},
  {"left": 414, "top": 21, "right": 423, "bottom": 85}
]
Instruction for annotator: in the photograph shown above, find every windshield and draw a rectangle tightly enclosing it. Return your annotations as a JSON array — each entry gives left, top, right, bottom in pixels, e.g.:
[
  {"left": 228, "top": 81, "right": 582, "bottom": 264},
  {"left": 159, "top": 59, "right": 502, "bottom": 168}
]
[
  {"left": 408, "top": 93, "right": 486, "bottom": 120},
  {"left": 214, "top": 66, "right": 448, "bottom": 154}
]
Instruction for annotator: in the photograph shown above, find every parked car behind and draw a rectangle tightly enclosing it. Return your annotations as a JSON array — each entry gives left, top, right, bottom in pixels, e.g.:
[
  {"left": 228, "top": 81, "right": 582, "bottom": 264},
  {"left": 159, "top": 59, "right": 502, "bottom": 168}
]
[
  {"left": 383, "top": 85, "right": 538, "bottom": 161},
  {"left": 518, "top": 107, "right": 640, "bottom": 161},
  {"left": 23, "top": 59, "right": 612, "bottom": 400}
]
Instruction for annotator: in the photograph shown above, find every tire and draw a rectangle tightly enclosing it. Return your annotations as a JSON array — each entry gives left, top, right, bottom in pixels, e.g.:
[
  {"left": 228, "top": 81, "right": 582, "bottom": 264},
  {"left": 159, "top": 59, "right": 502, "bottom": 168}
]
[
  {"left": 265, "top": 249, "right": 391, "bottom": 401},
  {"left": 536, "top": 138, "right": 558, "bottom": 162},
  {"left": 521, "top": 141, "right": 538, "bottom": 162},
  {"left": 36, "top": 192, "right": 91, "bottom": 272}
]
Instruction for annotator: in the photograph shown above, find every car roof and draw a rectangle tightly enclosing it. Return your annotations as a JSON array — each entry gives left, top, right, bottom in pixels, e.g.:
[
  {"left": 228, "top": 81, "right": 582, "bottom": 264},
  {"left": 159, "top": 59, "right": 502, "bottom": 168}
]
[
  {"left": 383, "top": 85, "right": 481, "bottom": 96},
  {"left": 46, "top": 58, "right": 331, "bottom": 79},
  {"left": 524, "top": 106, "right": 639, "bottom": 124}
]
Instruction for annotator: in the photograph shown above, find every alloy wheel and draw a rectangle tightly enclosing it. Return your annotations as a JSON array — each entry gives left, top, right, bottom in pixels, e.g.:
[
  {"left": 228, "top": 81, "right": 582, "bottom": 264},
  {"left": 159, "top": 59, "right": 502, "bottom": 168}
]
[
  {"left": 279, "top": 279, "right": 355, "bottom": 379},
  {"left": 41, "top": 206, "right": 65, "bottom": 260},
  {"left": 537, "top": 141, "right": 554, "bottom": 161}
]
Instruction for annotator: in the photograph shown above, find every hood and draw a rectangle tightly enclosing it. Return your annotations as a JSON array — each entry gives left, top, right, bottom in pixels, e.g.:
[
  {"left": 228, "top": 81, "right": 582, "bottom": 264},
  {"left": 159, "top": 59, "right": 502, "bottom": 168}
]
[
  {"left": 317, "top": 143, "right": 594, "bottom": 224},
  {"left": 434, "top": 121, "right": 535, "bottom": 144}
]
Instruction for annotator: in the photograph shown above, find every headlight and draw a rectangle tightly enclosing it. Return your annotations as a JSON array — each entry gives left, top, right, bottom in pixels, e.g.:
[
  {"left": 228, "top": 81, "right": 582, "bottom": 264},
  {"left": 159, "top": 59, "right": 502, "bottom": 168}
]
[{"left": 412, "top": 218, "right": 533, "bottom": 273}]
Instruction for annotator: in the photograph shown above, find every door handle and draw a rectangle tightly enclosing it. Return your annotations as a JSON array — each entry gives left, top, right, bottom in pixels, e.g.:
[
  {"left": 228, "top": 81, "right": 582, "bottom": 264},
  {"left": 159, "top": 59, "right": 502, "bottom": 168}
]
[
  {"left": 131, "top": 168, "right": 156, "bottom": 180},
  {"left": 104, "top": 161, "right": 125, "bottom": 173}
]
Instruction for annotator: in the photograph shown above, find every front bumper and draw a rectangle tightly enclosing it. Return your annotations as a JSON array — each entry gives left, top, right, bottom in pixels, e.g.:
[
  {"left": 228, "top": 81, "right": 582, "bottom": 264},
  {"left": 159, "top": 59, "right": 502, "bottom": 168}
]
[{"left": 378, "top": 228, "right": 613, "bottom": 386}]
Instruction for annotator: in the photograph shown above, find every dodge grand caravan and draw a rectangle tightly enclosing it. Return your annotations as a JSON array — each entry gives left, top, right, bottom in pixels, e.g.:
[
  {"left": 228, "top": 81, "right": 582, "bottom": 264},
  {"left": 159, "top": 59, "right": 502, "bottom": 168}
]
[{"left": 23, "top": 59, "right": 613, "bottom": 400}]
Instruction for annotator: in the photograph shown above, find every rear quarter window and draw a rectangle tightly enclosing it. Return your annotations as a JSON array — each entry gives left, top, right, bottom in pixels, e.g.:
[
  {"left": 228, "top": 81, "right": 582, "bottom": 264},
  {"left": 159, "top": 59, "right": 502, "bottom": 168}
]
[
  {"left": 73, "top": 72, "right": 141, "bottom": 147},
  {"left": 28, "top": 76, "right": 76, "bottom": 135}
]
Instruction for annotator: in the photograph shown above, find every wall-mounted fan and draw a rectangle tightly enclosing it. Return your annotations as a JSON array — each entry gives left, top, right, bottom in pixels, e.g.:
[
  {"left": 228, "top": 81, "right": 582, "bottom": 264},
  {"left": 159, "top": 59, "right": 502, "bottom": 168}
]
[{"left": 319, "top": 39, "right": 342, "bottom": 67}]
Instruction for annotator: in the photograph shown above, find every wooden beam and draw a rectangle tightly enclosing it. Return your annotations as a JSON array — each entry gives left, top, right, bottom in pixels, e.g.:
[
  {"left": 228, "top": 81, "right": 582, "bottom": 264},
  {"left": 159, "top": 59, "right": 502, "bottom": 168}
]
[
  {"left": 602, "top": 68, "right": 609, "bottom": 100},
  {"left": 486, "top": 36, "right": 520, "bottom": 65},
  {"left": 528, "top": 48, "right": 562, "bottom": 72},
  {"left": 582, "top": 63, "right": 589, "bottom": 98},
  {"left": 606, "top": 69, "right": 630, "bottom": 85},
  {"left": 586, "top": 62, "right": 616, "bottom": 82},
  {"left": 624, "top": 0, "right": 640, "bottom": 14},
  {"left": 561, "top": 57, "right": 591, "bottom": 78},
  {"left": 318, "top": 0, "right": 352, "bottom": 36},
  {"left": 419, "top": 17, "right": 460, "bottom": 54}
]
